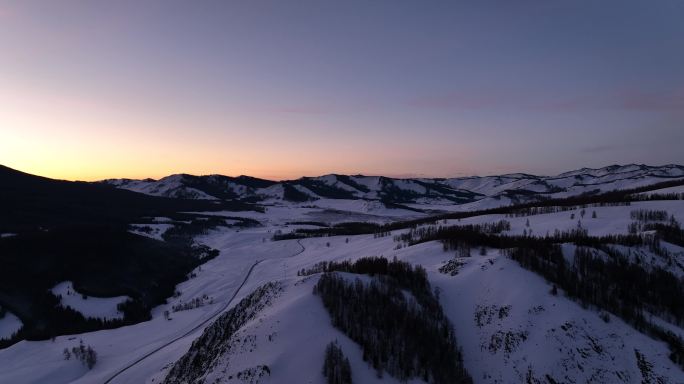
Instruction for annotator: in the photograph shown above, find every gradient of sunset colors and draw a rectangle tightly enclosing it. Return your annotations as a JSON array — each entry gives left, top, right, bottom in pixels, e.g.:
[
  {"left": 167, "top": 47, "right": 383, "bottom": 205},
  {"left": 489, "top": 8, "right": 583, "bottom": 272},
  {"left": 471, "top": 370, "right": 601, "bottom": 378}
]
[{"left": 1, "top": 1, "right": 683, "bottom": 181}]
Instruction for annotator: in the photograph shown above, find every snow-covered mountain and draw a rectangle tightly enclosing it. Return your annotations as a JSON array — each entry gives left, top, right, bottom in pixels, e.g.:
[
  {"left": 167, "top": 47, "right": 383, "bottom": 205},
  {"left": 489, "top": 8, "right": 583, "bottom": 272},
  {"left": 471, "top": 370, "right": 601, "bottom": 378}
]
[
  {"left": 103, "top": 164, "right": 684, "bottom": 211},
  {"left": 104, "top": 174, "right": 276, "bottom": 201}
]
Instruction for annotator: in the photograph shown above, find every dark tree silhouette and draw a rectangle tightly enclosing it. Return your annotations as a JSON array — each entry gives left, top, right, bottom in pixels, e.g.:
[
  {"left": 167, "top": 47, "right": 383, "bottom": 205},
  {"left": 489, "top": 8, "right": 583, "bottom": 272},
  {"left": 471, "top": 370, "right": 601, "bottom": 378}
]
[{"left": 323, "top": 341, "right": 352, "bottom": 384}]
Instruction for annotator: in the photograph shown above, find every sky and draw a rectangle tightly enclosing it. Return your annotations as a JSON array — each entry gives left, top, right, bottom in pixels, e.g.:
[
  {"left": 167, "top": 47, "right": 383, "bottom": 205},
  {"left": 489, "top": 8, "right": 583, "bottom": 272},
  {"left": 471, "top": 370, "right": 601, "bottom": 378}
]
[{"left": 1, "top": 0, "right": 683, "bottom": 181}]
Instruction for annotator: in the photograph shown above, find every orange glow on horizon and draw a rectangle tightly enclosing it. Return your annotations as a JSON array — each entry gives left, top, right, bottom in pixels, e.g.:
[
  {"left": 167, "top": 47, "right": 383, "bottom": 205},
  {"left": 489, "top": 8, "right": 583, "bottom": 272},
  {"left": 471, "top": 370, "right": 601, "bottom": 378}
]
[{"left": 0, "top": 84, "right": 477, "bottom": 182}]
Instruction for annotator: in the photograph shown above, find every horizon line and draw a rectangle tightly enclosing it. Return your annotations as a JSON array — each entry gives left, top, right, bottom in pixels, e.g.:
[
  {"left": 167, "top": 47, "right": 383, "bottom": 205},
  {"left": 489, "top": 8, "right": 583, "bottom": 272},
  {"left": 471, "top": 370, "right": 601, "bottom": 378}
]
[{"left": 3, "top": 162, "right": 682, "bottom": 184}]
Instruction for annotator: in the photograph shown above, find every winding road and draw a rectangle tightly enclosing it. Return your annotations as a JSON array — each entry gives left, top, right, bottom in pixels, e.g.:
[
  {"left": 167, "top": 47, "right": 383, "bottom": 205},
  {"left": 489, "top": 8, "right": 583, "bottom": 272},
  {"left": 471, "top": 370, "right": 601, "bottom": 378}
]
[{"left": 104, "top": 239, "right": 306, "bottom": 384}]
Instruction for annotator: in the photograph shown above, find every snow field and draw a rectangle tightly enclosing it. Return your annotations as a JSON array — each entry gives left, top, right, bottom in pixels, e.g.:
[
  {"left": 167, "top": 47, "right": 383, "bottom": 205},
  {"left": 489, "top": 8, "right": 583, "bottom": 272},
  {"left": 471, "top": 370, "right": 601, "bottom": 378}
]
[{"left": 1, "top": 197, "right": 684, "bottom": 383}]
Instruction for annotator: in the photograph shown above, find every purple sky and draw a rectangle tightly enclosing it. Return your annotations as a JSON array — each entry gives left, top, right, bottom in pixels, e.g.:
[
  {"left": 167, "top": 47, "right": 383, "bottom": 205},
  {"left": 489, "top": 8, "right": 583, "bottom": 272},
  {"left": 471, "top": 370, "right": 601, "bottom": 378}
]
[{"left": 1, "top": 0, "right": 683, "bottom": 180}]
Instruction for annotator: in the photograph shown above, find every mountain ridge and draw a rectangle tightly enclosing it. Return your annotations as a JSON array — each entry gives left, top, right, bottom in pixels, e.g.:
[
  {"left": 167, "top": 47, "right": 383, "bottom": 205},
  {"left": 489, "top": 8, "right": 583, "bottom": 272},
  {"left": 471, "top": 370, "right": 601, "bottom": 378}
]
[{"left": 102, "top": 164, "right": 684, "bottom": 211}]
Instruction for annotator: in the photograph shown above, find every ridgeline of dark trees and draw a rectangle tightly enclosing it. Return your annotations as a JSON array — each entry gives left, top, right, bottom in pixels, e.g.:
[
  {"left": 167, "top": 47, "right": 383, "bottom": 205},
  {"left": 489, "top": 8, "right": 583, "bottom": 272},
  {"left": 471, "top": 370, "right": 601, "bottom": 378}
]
[
  {"left": 394, "top": 210, "right": 683, "bottom": 254},
  {"left": 323, "top": 341, "right": 352, "bottom": 384},
  {"left": 273, "top": 222, "right": 382, "bottom": 240},
  {"left": 313, "top": 257, "right": 472, "bottom": 384},
  {"left": 272, "top": 178, "right": 684, "bottom": 240},
  {"left": 630, "top": 209, "right": 671, "bottom": 222},
  {"left": 285, "top": 221, "right": 329, "bottom": 227},
  {"left": 504, "top": 202, "right": 628, "bottom": 218},
  {"left": 0, "top": 165, "right": 259, "bottom": 348},
  {"left": 626, "top": 209, "right": 683, "bottom": 247},
  {"left": 644, "top": 223, "right": 684, "bottom": 247},
  {"left": 636, "top": 192, "right": 684, "bottom": 201},
  {"left": 397, "top": 223, "right": 610, "bottom": 250}
]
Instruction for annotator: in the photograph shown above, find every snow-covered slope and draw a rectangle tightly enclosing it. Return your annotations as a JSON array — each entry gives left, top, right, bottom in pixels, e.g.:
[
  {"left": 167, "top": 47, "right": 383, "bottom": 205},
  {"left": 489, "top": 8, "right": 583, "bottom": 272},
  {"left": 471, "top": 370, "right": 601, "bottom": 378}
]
[
  {"left": 103, "top": 164, "right": 684, "bottom": 212},
  {"left": 400, "top": 242, "right": 682, "bottom": 383}
]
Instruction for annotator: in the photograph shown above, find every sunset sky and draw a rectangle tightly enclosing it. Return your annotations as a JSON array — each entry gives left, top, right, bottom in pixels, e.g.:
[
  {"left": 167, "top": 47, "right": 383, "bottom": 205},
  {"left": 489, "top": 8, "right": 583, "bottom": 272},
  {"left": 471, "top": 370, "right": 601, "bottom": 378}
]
[{"left": 1, "top": 1, "right": 683, "bottom": 181}]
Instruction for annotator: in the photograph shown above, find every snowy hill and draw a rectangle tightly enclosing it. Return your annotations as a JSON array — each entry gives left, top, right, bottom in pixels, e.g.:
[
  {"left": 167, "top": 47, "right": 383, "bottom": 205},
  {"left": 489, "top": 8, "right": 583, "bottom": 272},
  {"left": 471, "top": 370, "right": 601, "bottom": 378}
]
[
  {"left": 103, "top": 174, "right": 276, "bottom": 201},
  {"left": 103, "top": 164, "right": 684, "bottom": 211}
]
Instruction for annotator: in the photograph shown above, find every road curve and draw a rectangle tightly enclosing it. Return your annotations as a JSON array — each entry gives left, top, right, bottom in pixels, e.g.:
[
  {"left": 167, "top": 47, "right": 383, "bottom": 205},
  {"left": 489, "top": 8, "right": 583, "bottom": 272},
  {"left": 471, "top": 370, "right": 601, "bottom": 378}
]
[{"left": 104, "top": 239, "right": 306, "bottom": 384}]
